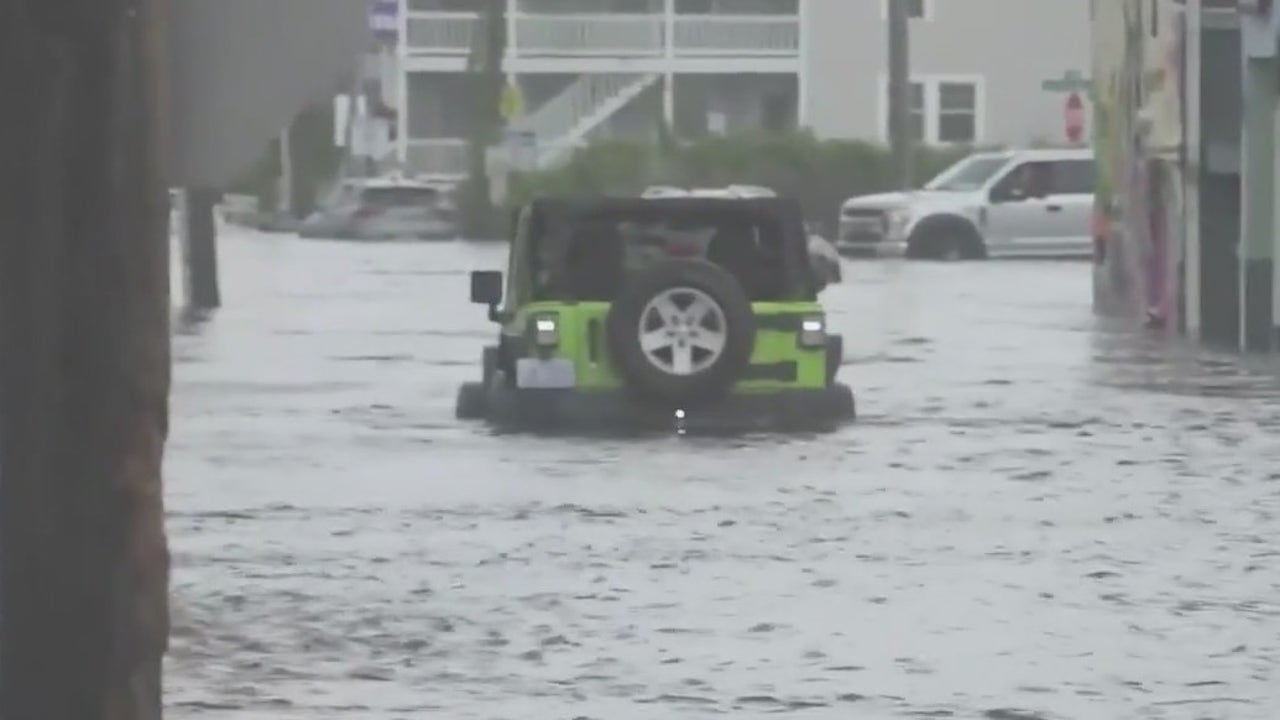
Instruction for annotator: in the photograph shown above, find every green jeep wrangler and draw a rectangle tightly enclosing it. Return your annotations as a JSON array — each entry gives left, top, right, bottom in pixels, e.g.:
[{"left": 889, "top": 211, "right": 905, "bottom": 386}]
[{"left": 455, "top": 195, "right": 855, "bottom": 431}]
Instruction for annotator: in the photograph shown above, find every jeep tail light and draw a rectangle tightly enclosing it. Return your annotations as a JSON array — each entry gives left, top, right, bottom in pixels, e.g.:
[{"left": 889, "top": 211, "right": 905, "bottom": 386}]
[
  {"left": 799, "top": 315, "right": 826, "bottom": 348},
  {"left": 533, "top": 315, "right": 559, "bottom": 347}
]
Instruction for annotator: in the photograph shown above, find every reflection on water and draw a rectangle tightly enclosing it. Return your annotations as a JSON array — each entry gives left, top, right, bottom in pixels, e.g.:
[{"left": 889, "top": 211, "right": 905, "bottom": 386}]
[{"left": 165, "top": 233, "right": 1280, "bottom": 719}]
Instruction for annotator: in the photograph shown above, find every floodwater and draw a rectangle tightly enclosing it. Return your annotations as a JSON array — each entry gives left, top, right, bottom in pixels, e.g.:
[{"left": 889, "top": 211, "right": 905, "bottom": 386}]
[{"left": 166, "top": 230, "right": 1280, "bottom": 719}]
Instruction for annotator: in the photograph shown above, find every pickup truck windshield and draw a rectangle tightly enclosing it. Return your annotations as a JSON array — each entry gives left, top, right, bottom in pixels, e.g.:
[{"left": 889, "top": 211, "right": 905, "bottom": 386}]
[{"left": 924, "top": 156, "right": 1010, "bottom": 192}]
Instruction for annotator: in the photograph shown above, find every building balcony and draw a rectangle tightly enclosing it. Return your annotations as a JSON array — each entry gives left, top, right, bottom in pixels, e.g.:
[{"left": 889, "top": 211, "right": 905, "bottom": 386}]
[{"left": 402, "top": 10, "right": 801, "bottom": 72}]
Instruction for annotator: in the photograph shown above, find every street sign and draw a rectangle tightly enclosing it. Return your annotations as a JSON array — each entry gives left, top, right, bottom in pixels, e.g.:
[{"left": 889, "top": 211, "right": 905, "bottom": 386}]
[
  {"left": 371, "top": 0, "right": 399, "bottom": 44},
  {"left": 504, "top": 129, "right": 538, "bottom": 173},
  {"left": 500, "top": 83, "right": 525, "bottom": 121},
  {"left": 1064, "top": 92, "right": 1086, "bottom": 143},
  {"left": 1041, "top": 69, "right": 1092, "bottom": 95}
]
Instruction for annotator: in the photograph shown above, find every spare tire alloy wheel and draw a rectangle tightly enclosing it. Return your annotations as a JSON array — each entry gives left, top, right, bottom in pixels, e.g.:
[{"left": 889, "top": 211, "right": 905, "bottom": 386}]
[
  {"left": 606, "top": 259, "right": 756, "bottom": 407},
  {"left": 638, "top": 287, "right": 728, "bottom": 376}
]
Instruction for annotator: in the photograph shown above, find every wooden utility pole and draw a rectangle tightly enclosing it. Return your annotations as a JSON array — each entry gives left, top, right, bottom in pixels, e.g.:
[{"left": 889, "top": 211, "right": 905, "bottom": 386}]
[
  {"left": 461, "top": 0, "right": 507, "bottom": 238},
  {"left": 182, "top": 187, "right": 221, "bottom": 309},
  {"left": 0, "top": 0, "right": 172, "bottom": 718},
  {"left": 887, "top": 0, "right": 913, "bottom": 189}
]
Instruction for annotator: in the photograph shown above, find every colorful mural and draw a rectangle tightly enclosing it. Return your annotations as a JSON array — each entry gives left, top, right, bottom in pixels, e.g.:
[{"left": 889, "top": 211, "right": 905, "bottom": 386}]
[{"left": 1091, "top": 0, "right": 1187, "bottom": 328}]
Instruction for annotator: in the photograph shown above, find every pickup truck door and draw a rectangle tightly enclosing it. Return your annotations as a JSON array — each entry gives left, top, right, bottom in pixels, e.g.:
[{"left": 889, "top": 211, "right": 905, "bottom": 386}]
[
  {"left": 1036, "top": 158, "right": 1096, "bottom": 257},
  {"left": 982, "top": 161, "right": 1047, "bottom": 255},
  {"left": 983, "top": 159, "right": 1095, "bottom": 257}
]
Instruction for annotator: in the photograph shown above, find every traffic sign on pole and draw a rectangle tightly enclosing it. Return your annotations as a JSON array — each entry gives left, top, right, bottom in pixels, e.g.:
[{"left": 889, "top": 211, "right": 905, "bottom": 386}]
[
  {"left": 1041, "top": 69, "right": 1091, "bottom": 95},
  {"left": 371, "top": 0, "right": 398, "bottom": 44},
  {"left": 1064, "top": 91, "right": 1086, "bottom": 144},
  {"left": 500, "top": 83, "right": 525, "bottom": 121}
]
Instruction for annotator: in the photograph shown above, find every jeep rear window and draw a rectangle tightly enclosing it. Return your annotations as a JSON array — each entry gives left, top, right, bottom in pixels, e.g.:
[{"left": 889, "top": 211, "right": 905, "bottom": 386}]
[{"left": 534, "top": 205, "right": 790, "bottom": 303}]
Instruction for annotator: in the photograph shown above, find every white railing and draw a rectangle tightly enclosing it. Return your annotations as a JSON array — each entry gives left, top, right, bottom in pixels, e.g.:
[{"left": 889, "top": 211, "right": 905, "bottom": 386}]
[
  {"left": 511, "top": 73, "right": 642, "bottom": 145},
  {"left": 673, "top": 16, "right": 799, "bottom": 56},
  {"left": 405, "top": 139, "right": 470, "bottom": 180},
  {"left": 515, "top": 14, "right": 664, "bottom": 56},
  {"left": 511, "top": 72, "right": 658, "bottom": 168},
  {"left": 403, "top": 11, "right": 799, "bottom": 58},
  {"left": 404, "top": 11, "right": 476, "bottom": 55}
]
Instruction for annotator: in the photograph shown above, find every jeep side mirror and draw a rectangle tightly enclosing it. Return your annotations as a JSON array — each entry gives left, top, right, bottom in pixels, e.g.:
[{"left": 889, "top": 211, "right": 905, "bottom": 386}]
[{"left": 470, "top": 270, "right": 503, "bottom": 307}]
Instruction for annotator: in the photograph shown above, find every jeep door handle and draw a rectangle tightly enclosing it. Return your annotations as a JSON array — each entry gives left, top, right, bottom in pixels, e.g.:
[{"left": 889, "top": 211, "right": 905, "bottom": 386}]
[{"left": 1045, "top": 204, "right": 1063, "bottom": 212}]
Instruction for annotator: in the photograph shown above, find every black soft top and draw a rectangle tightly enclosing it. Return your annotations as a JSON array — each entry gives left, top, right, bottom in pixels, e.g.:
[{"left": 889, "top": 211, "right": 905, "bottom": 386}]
[
  {"left": 532, "top": 194, "right": 801, "bottom": 223},
  {"left": 522, "top": 194, "right": 818, "bottom": 300}
]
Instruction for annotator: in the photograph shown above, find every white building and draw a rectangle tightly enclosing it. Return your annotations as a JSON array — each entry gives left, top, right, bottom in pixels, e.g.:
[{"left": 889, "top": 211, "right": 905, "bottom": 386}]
[{"left": 394, "top": 0, "right": 1090, "bottom": 182}]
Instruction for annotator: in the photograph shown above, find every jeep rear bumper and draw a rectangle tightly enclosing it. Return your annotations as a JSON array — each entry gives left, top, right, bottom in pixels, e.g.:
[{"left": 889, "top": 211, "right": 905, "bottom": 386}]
[{"left": 458, "top": 381, "right": 856, "bottom": 434}]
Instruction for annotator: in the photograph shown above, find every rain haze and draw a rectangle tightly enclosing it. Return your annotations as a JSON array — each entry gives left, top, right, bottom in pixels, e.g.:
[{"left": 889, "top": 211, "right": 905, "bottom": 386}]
[{"left": 4, "top": 1, "right": 1280, "bottom": 719}]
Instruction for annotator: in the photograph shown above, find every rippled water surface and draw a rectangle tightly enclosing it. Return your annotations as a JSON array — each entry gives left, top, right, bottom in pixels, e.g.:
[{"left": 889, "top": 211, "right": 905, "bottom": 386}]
[{"left": 166, "top": 231, "right": 1280, "bottom": 719}]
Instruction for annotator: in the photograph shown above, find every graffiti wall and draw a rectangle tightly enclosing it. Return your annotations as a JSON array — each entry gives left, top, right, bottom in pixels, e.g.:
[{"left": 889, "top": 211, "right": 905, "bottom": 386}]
[{"left": 1091, "top": 0, "right": 1187, "bottom": 327}]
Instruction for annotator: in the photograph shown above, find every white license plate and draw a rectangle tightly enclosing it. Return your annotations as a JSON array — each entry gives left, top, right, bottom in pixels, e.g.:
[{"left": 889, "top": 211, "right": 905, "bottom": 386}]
[{"left": 515, "top": 358, "right": 576, "bottom": 389}]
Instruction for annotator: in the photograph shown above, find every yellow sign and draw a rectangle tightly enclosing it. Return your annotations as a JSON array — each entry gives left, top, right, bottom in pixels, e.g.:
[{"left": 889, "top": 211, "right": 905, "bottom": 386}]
[{"left": 499, "top": 83, "right": 524, "bottom": 120}]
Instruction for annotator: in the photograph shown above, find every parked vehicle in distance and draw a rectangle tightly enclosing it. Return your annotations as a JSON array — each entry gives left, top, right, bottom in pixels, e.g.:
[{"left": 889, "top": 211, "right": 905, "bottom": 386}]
[
  {"left": 456, "top": 193, "right": 856, "bottom": 432},
  {"left": 298, "top": 175, "right": 457, "bottom": 241},
  {"left": 837, "top": 147, "right": 1095, "bottom": 260},
  {"left": 641, "top": 185, "right": 842, "bottom": 286}
]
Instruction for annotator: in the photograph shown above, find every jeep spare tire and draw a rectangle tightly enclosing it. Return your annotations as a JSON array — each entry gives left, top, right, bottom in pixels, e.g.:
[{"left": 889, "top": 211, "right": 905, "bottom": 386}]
[{"left": 606, "top": 258, "right": 756, "bottom": 406}]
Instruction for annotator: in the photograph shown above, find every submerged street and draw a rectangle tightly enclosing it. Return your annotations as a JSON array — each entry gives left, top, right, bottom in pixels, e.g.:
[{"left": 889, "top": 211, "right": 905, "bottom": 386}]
[{"left": 165, "top": 231, "right": 1280, "bottom": 719}]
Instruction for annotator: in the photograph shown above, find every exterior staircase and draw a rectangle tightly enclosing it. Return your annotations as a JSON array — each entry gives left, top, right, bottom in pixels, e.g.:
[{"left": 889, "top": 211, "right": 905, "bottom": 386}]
[
  {"left": 401, "top": 72, "right": 659, "bottom": 184},
  {"left": 509, "top": 72, "right": 660, "bottom": 170}
]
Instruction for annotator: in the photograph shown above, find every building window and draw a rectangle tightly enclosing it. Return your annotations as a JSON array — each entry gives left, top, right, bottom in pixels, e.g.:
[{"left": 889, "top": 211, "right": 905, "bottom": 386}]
[
  {"left": 880, "top": 0, "right": 934, "bottom": 21},
  {"left": 936, "top": 82, "right": 976, "bottom": 143},
  {"left": 880, "top": 76, "right": 984, "bottom": 145}
]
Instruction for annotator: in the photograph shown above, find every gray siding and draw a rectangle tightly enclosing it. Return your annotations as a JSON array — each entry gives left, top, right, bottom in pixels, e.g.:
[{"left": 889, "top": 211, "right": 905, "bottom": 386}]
[
  {"left": 1202, "top": 28, "right": 1242, "bottom": 174},
  {"left": 805, "top": 0, "right": 1090, "bottom": 145}
]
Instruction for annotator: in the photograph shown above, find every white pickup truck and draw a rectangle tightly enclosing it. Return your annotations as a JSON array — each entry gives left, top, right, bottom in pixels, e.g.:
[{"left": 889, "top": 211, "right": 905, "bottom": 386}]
[{"left": 837, "top": 147, "right": 1095, "bottom": 260}]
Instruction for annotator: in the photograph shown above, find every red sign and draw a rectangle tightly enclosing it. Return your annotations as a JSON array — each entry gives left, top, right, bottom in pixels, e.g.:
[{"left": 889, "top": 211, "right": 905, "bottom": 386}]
[{"left": 1064, "top": 92, "right": 1086, "bottom": 143}]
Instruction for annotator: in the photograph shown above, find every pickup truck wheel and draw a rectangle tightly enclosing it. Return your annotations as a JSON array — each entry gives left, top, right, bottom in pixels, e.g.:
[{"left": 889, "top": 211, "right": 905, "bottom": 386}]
[
  {"left": 907, "top": 218, "right": 986, "bottom": 260},
  {"left": 606, "top": 259, "right": 756, "bottom": 407}
]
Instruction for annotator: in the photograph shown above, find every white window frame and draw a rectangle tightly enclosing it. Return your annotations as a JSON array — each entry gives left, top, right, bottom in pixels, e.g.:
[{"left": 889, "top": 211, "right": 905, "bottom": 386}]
[
  {"left": 879, "top": 0, "right": 935, "bottom": 21},
  {"left": 877, "top": 74, "right": 986, "bottom": 146}
]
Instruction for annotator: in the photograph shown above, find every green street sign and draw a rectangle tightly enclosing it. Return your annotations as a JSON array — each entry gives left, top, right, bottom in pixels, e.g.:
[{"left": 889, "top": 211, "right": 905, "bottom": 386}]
[{"left": 1041, "top": 69, "right": 1092, "bottom": 93}]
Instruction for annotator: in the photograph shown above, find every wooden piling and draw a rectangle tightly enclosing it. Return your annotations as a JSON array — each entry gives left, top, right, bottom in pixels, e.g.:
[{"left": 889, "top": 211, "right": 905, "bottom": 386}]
[
  {"left": 0, "top": 0, "right": 171, "bottom": 718},
  {"left": 460, "top": 0, "right": 507, "bottom": 238},
  {"left": 182, "top": 187, "right": 222, "bottom": 310}
]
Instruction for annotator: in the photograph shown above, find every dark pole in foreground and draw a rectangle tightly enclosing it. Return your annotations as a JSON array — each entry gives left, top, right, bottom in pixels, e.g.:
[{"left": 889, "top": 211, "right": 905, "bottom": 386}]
[
  {"left": 0, "top": 1, "right": 172, "bottom": 718},
  {"left": 461, "top": 0, "right": 507, "bottom": 238},
  {"left": 183, "top": 187, "right": 221, "bottom": 309},
  {"left": 887, "top": 0, "right": 913, "bottom": 190}
]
